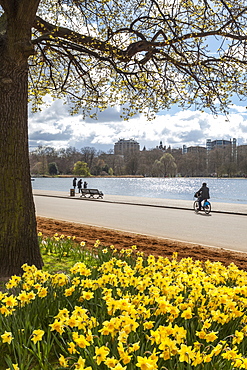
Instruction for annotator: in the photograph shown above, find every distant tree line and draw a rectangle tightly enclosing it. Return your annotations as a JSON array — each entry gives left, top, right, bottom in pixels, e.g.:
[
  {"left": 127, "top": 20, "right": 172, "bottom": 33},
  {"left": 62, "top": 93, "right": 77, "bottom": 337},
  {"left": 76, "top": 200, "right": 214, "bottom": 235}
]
[{"left": 29, "top": 144, "right": 247, "bottom": 177}]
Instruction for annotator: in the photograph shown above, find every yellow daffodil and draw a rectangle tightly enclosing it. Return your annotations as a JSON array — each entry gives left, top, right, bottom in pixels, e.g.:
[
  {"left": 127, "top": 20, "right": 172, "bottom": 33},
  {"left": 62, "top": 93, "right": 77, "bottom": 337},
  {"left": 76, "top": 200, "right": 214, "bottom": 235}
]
[
  {"left": 178, "top": 344, "right": 195, "bottom": 363},
  {"left": 104, "top": 357, "right": 118, "bottom": 368},
  {"left": 205, "top": 331, "right": 218, "bottom": 343},
  {"left": 67, "top": 341, "right": 79, "bottom": 354},
  {"left": 31, "top": 329, "right": 45, "bottom": 344},
  {"left": 73, "top": 334, "right": 90, "bottom": 349},
  {"left": 93, "top": 346, "right": 110, "bottom": 365},
  {"left": 5, "top": 276, "right": 21, "bottom": 289},
  {"left": 75, "top": 356, "right": 92, "bottom": 370},
  {"left": 49, "top": 319, "right": 65, "bottom": 335},
  {"left": 6, "top": 364, "right": 19, "bottom": 370},
  {"left": 113, "top": 364, "right": 127, "bottom": 370},
  {"left": 136, "top": 355, "right": 158, "bottom": 370},
  {"left": 2, "top": 295, "right": 18, "bottom": 308},
  {"left": 37, "top": 287, "right": 48, "bottom": 298},
  {"left": 81, "top": 291, "right": 94, "bottom": 300},
  {"left": 233, "top": 330, "right": 244, "bottom": 344},
  {"left": 181, "top": 307, "right": 193, "bottom": 319},
  {"left": 59, "top": 354, "right": 69, "bottom": 367},
  {"left": 1, "top": 331, "right": 13, "bottom": 344}
]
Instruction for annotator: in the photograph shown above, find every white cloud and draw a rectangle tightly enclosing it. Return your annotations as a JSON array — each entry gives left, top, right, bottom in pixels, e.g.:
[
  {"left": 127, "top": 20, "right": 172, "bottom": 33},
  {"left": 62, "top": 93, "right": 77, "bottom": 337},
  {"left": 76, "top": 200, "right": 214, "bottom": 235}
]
[
  {"left": 28, "top": 99, "right": 247, "bottom": 151},
  {"left": 230, "top": 104, "right": 247, "bottom": 114}
]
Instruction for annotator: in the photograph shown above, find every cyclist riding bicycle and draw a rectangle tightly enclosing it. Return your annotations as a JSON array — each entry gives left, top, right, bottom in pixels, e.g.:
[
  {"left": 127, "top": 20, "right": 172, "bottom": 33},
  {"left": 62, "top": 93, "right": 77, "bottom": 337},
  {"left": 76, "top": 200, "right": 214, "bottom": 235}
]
[{"left": 194, "top": 182, "right": 210, "bottom": 211}]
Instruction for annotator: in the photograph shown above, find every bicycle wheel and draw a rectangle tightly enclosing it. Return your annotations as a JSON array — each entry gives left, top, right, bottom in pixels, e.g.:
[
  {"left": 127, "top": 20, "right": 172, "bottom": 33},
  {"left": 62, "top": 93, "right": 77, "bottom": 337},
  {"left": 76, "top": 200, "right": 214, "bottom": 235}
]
[
  {"left": 193, "top": 200, "right": 200, "bottom": 212},
  {"left": 204, "top": 202, "right": 211, "bottom": 214}
]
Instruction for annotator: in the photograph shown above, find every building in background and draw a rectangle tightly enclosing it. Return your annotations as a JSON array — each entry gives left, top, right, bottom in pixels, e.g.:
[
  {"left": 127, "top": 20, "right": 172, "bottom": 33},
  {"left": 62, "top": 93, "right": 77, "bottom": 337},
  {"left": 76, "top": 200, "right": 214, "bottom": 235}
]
[
  {"left": 182, "top": 145, "right": 187, "bottom": 154},
  {"left": 206, "top": 138, "right": 237, "bottom": 151},
  {"left": 186, "top": 146, "right": 206, "bottom": 154},
  {"left": 183, "top": 138, "right": 237, "bottom": 155},
  {"left": 114, "top": 139, "right": 140, "bottom": 155},
  {"left": 182, "top": 144, "right": 207, "bottom": 154},
  {"left": 156, "top": 141, "right": 166, "bottom": 151}
]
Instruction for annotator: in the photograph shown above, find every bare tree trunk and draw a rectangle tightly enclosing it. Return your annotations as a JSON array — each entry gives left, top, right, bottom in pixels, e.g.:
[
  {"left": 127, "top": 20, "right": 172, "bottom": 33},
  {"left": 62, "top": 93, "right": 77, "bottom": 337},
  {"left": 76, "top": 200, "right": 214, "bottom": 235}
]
[{"left": 0, "top": 1, "right": 43, "bottom": 277}]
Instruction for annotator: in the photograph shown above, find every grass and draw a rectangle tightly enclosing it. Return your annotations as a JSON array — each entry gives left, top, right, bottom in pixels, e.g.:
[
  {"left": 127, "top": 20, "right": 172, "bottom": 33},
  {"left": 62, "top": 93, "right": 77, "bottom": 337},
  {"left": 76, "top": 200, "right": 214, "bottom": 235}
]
[
  {"left": 1, "top": 233, "right": 247, "bottom": 370},
  {"left": 39, "top": 233, "right": 98, "bottom": 274}
]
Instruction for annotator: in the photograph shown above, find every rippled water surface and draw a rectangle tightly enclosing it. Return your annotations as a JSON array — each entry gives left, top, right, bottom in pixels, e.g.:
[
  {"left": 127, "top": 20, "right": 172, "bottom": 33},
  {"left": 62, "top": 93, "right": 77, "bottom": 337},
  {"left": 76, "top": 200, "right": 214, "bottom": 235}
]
[{"left": 32, "top": 177, "right": 247, "bottom": 204}]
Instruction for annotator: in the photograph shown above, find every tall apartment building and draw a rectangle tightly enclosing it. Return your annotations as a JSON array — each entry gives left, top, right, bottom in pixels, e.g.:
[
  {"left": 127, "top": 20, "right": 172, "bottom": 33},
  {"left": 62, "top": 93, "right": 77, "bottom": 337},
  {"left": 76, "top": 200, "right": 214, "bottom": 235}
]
[
  {"left": 206, "top": 138, "right": 237, "bottom": 151},
  {"left": 114, "top": 139, "right": 140, "bottom": 155},
  {"left": 183, "top": 138, "right": 237, "bottom": 156}
]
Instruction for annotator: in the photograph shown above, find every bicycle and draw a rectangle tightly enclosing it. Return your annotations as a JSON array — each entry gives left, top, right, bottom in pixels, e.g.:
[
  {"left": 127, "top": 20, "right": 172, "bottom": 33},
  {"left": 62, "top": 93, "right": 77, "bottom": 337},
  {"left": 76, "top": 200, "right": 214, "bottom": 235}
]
[{"left": 193, "top": 198, "right": 211, "bottom": 214}]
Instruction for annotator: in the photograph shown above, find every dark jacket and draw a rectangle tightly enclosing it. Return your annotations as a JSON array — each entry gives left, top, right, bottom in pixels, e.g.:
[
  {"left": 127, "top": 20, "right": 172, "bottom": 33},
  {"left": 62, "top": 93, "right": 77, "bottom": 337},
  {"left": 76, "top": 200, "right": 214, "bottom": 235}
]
[{"left": 196, "top": 185, "right": 210, "bottom": 200}]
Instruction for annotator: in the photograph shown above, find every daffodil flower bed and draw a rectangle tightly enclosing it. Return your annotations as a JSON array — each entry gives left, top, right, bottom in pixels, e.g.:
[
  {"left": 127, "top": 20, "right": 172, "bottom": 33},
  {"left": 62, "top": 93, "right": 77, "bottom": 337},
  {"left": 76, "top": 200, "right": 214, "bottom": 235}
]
[{"left": 1, "top": 235, "right": 247, "bottom": 369}]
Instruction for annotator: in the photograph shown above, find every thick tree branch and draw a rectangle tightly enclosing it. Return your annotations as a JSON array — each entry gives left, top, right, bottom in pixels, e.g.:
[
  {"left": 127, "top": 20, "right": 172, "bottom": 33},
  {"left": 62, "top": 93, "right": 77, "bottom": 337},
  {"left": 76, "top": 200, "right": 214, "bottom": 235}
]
[{"left": 33, "top": 16, "right": 128, "bottom": 60}]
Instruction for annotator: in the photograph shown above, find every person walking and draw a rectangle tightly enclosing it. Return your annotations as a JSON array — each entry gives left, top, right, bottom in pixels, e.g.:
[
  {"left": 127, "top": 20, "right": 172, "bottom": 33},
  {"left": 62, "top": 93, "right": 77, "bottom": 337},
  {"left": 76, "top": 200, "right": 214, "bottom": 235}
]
[
  {"left": 73, "top": 177, "right": 77, "bottom": 190},
  {"left": 77, "top": 179, "right": 82, "bottom": 194},
  {"left": 194, "top": 182, "right": 210, "bottom": 211},
  {"left": 83, "top": 181, "right": 88, "bottom": 189}
]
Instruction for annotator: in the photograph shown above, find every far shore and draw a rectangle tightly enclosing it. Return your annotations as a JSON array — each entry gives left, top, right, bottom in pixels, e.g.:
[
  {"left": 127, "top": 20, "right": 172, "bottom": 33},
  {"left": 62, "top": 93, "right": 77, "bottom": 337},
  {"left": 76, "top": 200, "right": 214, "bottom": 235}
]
[
  {"left": 31, "top": 174, "right": 247, "bottom": 179},
  {"left": 32, "top": 174, "right": 144, "bottom": 178}
]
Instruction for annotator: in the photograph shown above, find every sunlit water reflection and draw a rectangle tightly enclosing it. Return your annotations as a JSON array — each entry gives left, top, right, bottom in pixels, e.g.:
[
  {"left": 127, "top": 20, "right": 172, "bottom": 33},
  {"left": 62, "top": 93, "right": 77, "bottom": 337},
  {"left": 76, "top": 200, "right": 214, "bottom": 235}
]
[{"left": 32, "top": 177, "right": 247, "bottom": 204}]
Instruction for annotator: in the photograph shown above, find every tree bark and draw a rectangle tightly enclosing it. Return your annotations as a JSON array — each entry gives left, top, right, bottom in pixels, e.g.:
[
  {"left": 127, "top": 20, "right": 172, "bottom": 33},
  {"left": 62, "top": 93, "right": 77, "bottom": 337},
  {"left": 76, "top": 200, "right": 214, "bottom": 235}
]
[{"left": 0, "top": 1, "right": 43, "bottom": 277}]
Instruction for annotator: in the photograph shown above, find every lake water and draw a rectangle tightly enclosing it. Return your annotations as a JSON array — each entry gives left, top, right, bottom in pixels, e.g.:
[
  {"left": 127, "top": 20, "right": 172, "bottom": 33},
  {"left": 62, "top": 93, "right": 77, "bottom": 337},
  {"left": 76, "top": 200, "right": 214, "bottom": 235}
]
[{"left": 31, "top": 177, "right": 247, "bottom": 204}]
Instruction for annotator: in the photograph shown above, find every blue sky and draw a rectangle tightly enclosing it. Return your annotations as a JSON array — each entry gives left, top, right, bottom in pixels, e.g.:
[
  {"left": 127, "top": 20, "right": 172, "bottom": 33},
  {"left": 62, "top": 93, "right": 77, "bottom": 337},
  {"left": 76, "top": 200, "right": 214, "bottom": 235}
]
[{"left": 28, "top": 98, "right": 247, "bottom": 152}]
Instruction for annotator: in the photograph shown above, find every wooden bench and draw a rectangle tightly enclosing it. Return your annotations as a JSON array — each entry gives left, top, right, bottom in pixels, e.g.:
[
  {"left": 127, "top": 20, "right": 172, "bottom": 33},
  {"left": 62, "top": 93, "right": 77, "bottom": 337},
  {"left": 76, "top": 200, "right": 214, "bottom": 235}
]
[{"left": 80, "top": 188, "right": 104, "bottom": 199}]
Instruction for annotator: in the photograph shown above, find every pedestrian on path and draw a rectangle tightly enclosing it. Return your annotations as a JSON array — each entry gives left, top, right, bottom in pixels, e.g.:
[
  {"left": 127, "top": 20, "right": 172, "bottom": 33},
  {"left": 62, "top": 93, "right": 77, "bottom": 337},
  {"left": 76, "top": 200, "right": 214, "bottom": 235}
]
[
  {"left": 73, "top": 177, "right": 77, "bottom": 190},
  {"left": 77, "top": 179, "right": 82, "bottom": 194}
]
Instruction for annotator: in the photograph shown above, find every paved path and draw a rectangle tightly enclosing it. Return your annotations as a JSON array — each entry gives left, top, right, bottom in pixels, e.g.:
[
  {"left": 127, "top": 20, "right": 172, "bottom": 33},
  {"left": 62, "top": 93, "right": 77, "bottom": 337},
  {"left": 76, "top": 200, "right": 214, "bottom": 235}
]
[
  {"left": 33, "top": 190, "right": 247, "bottom": 253},
  {"left": 33, "top": 189, "right": 247, "bottom": 215}
]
